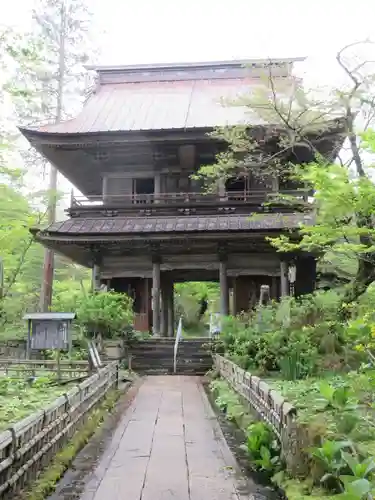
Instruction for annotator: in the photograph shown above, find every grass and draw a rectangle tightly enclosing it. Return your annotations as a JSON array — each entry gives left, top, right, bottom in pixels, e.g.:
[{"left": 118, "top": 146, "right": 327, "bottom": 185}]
[
  {"left": 21, "top": 388, "right": 121, "bottom": 500},
  {"left": 0, "top": 376, "right": 73, "bottom": 431},
  {"left": 212, "top": 369, "right": 375, "bottom": 499}
]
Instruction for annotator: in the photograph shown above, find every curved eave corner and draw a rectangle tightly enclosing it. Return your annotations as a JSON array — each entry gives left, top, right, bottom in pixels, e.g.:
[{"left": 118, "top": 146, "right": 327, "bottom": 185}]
[
  {"left": 30, "top": 227, "right": 41, "bottom": 237},
  {"left": 19, "top": 126, "right": 75, "bottom": 145},
  {"left": 30, "top": 226, "right": 54, "bottom": 243}
]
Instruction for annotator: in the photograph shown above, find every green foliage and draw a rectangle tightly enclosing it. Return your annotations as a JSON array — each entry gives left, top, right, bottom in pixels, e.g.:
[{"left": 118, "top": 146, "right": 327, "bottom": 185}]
[
  {"left": 269, "top": 162, "right": 375, "bottom": 257},
  {"left": 194, "top": 44, "right": 375, "bottom": 304},
  {"left": 0, "top": 1, "right": 96, "bottom": 332},
  {"left": 310, "top": 441, "right": 375, "bottom": 498},
  {"left": 342, "top": 453, "right": 375, "bottom": 480},
  {"left": 311, "top": 440, "right": 352, "bottom": 490},
  {"left": 51, "top": 278, "right": 90, "bottom": 315},
  {"left": 215, "top": 290, "right": 343, "bottom": 376},
  {"left": 210, "top": 379, "right": 246, "bottom": 424},
  {"left": 243, "top": 422, "right": 281, "bottom": 472},
  {"left": 174, "top": 281, "right": 219, "bottom": 333},
  {"left": 280, "top": 352, "right": 304, "bottom": 381},
  {"left": 319, "top": 382, "right": 357, "bottom": 411},
  {"left": 76, "top": 291, "right": 134, "bottom": 339},
  {"left": 269, "top": 371, "right": 375, "bottom": 440},
  {"left": 0, "top": 180, "right": 91, "bottom": 335},
  {"left": 0, "top": 376, "right": 71, "bottom": 430},
  {"left": 210, "top": 378, "right": 280, "bottom": 474}
]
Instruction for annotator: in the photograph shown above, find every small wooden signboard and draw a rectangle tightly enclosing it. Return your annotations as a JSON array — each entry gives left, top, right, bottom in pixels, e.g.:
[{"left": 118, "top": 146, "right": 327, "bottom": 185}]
[
  {"left": 24, "top": 312, "right": 75, "bottom": 356},
  {"left": 23, "top": 312, "right": 76, "bottom": 382}
]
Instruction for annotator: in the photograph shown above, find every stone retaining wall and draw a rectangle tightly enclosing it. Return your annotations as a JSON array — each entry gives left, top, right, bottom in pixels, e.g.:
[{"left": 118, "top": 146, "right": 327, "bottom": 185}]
[
  {"left": 214, "top": 354, "right": 310, "bottom": 477},
  {"left": 0, "top": 361, "right": 119, "bottom": 498}
]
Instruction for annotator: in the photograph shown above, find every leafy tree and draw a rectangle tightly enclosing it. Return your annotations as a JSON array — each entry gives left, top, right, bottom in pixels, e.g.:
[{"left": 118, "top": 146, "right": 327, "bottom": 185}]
[
  {"left": 0, "top": 18, "right": 92, "bottom": 334},
  {"left": 196, "top": 41, "right": 375, "bottom": 308},
  {"left": 76, "top": 291, "right": 134, "bottom": 342},
  {"left": 51, "top": 277, "right": 90, "bottom": 313},
  {"left": 0, "top": 183, "right": 46, "bottom": 328},
  {"left": 22, "top": 0, "right": 95, "bottom": 311}
]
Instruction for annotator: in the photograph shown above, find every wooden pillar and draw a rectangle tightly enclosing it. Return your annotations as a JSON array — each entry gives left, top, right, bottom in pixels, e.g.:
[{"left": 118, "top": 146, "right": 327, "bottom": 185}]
[
  {"left": 219, "top": 260, "right": 229, "bottom": 316},
  {"left": 232, "top": 278, "right": 238, "bottom": 315},
  {"left": 102, "top": 176, "right": 108, "bottom": 203},
  {"left": 280, "top": 260, "right": 289, "bottom": 298},
  {"left": 143, "top": 277, "right": 151, "bottom": 332},
  {"left": 154, "top": 172, "right": 161, "bottom": 203},
  {"left": 271, "top": 276, "right": 278, "bottom": 300},
  {"left": 91, "top": 264, "right": 100, "bottom": 292},
  {"left": 160, "top": 276, "right": 169, "bottom": 337},
  {"left": 233, "top": 276, "right": 250, "bottom": 314},
  {"left": 146, "top": 278, "right": 152, "bottom": 332},
  {"left": 167, "top": 283, "right": 174, "bottom": 338},
  {"left": 295, "top": 255, "right": 316, "bottom": 297},
  {"left": 160, "top": 293, "right": 166, "bottom": 336},
  {"left": 229, "top": 286, "right": 234, "bottom": 316},
  {"left": 218, "top": 178, "right": 226, "bottom": 200},
  {"left": 152, "top": 261, "right": 161, "bottom": 336}
]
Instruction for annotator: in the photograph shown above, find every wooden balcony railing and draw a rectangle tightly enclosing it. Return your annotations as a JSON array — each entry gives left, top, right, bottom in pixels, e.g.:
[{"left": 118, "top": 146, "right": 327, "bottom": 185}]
[{"left": 70, "top": 190, "right": 309, "bottom": 209}]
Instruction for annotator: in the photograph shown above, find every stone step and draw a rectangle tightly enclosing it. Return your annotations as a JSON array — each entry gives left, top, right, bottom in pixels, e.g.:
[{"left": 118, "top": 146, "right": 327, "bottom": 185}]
[{"left": 105, "top": 338, "right": 213, "bottom": 375}]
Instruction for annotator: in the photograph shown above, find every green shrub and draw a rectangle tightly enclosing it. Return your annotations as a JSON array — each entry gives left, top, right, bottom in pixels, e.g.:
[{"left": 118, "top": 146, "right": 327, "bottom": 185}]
[
  {"left": 216, "top": 290, "right": 348, "bottom": 376},
  {"left": 242, "top": 421, "right": 281, "bottom": 473},
  {"left": 77, "top": 291, "right": 134, "bottom": 339}
]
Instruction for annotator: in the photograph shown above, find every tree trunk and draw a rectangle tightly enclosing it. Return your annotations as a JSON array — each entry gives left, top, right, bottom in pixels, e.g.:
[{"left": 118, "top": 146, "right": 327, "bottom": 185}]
[{"left": 39, "top": 1, "right": 66, "bottom": 311}]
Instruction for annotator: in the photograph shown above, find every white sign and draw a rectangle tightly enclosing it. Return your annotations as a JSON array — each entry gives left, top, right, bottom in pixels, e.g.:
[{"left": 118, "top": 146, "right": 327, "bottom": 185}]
[
  {"left": 209, "top": 313, "right": 221, "bottom": 338},
  {"left": 173, "top": 317, "right": 183, "bottom": 373}
]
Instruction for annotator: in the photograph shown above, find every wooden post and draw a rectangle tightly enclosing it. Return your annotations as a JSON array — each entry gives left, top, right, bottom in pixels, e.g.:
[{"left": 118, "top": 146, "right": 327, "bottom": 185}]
[
  {"left": 152, "top": 261, "right": 161, "bottom": 336},
  {"left": 295, "top": 255, "right": 316, "bottom": 297},
  {"left": 26, "top": 320, "right": 31, "bottom": 360},
  {"left": 154, "top": 172, "right": 161, "bottom": 204},
  {"left": 167, "top": 280, "right": 174, "bottom": 338},
  {"left": 56, "top": 349, "right": 61, "bottom": 383},
  {"left": 144, "top": 277, "right": 151, "bottom": 332},
  {"left": 280, "top": 260, "right": 289, "bottom": 298},
  {"left": 218, "top": 178, "right": 226, "bottom": 200},
  {"left": 102, "top": 176, "right": 108, "bottom": 204},
  {"left": 92, "top": 264, "right": 100, "bottom": 292},
  {"left": 271, "top": 276, "right": 278, "bottom": 300},
  {"left": 160, "top": 279, "right": 168, "bottom": 337},
  {"left": 219, "top": 260, "right": 229, "bottom": 316}
]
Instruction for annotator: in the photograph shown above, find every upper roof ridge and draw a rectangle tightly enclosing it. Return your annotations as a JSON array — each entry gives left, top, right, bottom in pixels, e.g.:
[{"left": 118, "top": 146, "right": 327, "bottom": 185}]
[{"left": 85, "top": 58, "right": 306, "bottom": 85}]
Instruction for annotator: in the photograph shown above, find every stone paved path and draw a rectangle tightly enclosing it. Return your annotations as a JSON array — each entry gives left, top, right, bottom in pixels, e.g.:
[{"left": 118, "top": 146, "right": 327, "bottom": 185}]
[{"left": 80, "top": 376, "right": 252, "bottom": 500}]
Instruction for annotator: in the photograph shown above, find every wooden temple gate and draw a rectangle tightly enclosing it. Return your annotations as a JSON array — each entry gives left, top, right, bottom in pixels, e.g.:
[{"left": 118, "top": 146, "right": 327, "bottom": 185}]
[{"left": 21, "top": 58, "right": 343, "bottom": 336}]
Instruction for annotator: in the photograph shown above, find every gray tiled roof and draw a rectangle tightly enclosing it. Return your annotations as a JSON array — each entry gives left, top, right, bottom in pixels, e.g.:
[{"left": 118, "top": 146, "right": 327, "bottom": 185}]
[{"left": 42, "top": 214, "right": 312, "bottom": 236}]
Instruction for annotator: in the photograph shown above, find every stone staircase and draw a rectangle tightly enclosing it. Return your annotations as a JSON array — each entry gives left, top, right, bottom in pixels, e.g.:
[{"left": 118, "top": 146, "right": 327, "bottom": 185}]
[{"left": 129, "top": 337, "right": 213, "bottom": 375}]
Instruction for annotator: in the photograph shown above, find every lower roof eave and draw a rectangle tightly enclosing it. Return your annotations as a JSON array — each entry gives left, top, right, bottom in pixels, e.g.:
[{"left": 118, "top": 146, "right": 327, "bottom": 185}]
[
  {"left": 32, "top": 237, "right": 91, "bottom": 268},
  {"left": 32, "top": 227, "right": 301, "bottom": 244}
]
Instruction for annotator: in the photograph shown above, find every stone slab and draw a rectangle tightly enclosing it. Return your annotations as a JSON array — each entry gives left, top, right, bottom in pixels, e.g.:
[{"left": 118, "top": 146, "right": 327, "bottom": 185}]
[{"left": 80, "top": 376, "right": 254, "bottom": 500}]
